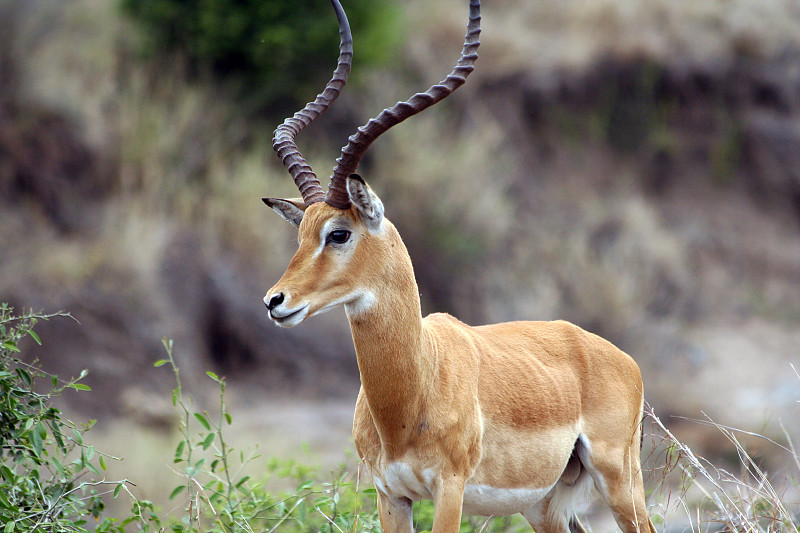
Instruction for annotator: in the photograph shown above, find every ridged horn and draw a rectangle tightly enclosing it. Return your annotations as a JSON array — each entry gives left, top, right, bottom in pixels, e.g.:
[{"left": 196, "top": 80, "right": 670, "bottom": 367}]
[
  {"left": 272, "top": 0, "right": 353, "bottom": 206},
  {"left": 325, "top": 0, "right": 481, "bottom": 210}
]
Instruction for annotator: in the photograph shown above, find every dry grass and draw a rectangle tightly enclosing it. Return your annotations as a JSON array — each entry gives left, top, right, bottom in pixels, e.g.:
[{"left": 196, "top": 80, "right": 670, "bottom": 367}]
[{"left": 644, "top": 396, "right": 800, "bottom": 533}]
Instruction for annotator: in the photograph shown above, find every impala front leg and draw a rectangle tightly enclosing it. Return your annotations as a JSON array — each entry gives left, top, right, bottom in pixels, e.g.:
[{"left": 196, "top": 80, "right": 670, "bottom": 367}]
[
  {"left": 431, "top": 475, "right": 466, "bottom": 533},
  {"left": 377, "top": 493, "right": 413, "bottom": 533}
]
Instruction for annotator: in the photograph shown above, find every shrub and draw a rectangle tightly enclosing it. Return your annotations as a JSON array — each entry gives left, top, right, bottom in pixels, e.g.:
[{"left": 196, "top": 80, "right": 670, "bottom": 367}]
[
  {"left": 119, "top": 0, "right": 402, "bottom": 110},
  {"left": 0, "top": 304, "right": 524, "bottom": 532},
  {"left": 150, "top": 338, "right": 532, "bottom": 532},
  {"left": 7, "top": 302, "right": 793, "bottom": 532},
  {"left": 0, "top": 304, "right": 136, "bottom": 532}
]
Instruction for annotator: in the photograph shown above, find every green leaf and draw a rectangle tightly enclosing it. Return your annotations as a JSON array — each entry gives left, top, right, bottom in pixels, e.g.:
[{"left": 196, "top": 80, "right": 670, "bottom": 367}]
[
  {"left": 154, "top": 359, "right": 168, "bottom": 367},
  {"left": 68, "top": 383, "right": 91, "bottom": 391},
  {"left": 3, "top": 518, "right": 14, "bottom": 533},
  {"left": 0, "top": 487, "right": 11, "bottom": 509},
  {"left": 99, "top": 455, "right": 107, "bottom": 471},
  {"left": 225, "top": 413, "right": 232, "bottom": 425},
  {"left": 201, "top": 432, "right": 215, "bottom": 450},
  {"left": 171, "top": 387, "right": 179, "bottom": 406},
  {"left": 174, "top": 440, "right": 185, "bottom": 462},
  {"left": 31, "top": 424, "right": 44, "bottom": 457},
  {"left": 0, "top": 465, "right": 15, "bottom": 483},
  {"left": 114, "top": 482, "right": 123, "bottom": 499},
  {"left": 84, "top": 445, "right": 96, "bottom": 462},
  {"left": 53, "top": 426, "right": 66, "bottom": 453},
  {"left": 169, "top": 485, "right": 186, "bottom": 500},
  {"left": 205, "top": 371, "right": 219, "bottom": 382},
  {"left": 85, "top": 460, "right": 101, "bottom": 476},
  {"left": 52, "top": 456, "right": 65, "bottom": 478},
  {"left": 3, "top": 341, "right": 19, "bottom": 353},
  {"left": 15, "top": 368, "right": 31, "bottom": 388},
  {"left": 29, "top": 330, "right": 41, "bottom": 345},
  {"left": 193, "top": 412, "right": 211, "bottom": 431}
]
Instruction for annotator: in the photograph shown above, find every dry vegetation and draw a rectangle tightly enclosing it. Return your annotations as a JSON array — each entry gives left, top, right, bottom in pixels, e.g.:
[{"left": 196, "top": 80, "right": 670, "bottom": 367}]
[{"left": 1, "top": 0, "right": 800, "bottom": 528}]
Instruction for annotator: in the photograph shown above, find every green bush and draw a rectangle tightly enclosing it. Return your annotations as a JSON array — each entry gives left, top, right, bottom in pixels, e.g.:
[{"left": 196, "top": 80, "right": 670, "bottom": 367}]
[
  {"left": 149, "top": 338, "right": 382, "bottom": 532},
  {"left": 10, "top": 300, "right": 794, "bottom": 532},
  {"left": 119, "top": 0, "right": 402, "bottom": 109},
  {"left": 147, "top": 339, "right": 532, "bottom": 532},
  {"left": 0, "top": 304, "right": 134, "bottom": 532},
  {"left": 0, "top": 303, "right": 527, "bottom": 532}
]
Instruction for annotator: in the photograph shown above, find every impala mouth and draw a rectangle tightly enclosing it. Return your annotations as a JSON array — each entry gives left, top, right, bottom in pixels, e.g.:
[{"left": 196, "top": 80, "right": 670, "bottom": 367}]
[{"left": 269, "top": 303, "right": 310, "bottom": 328}]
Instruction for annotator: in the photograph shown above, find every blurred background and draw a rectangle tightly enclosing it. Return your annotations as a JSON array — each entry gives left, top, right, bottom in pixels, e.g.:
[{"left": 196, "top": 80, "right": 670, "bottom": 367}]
[{"left": 1, "top": 0, "right": 799, "bottom": 517}]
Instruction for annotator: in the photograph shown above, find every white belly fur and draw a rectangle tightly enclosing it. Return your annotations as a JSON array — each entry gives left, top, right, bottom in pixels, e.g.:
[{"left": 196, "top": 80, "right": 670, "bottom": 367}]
[
  {"left": 372, "top": 461, "right": 554, "bottom": 517},
  {"left": 462, "top": 483, "right": 554, "bottom": 516}
]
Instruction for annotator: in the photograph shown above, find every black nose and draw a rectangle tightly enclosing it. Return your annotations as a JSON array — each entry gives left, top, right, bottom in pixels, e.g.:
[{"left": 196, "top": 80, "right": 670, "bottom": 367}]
[{"left": 267, "top": 292, "right": 284, "bottom": 310}]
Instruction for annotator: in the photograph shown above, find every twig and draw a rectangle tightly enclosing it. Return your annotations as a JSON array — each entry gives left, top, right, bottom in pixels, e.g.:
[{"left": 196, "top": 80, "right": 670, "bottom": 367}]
[
  {"left": 316, "top": 505, "right": 347, "bottom": 533},
  {"left": 266, "top": 497, "right": 305, "bottom": 533}
]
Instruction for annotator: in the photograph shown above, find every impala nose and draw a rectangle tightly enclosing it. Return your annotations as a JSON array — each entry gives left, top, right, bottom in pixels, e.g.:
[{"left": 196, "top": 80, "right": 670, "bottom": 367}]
[{"left": 266, "top": 292, "right": 284, "bottom": 311}]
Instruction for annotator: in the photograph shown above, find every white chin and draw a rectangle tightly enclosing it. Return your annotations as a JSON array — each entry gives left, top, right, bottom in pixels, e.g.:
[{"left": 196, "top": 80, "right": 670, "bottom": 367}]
[{"left": 270, "top": 305, "right": 309, "bottom": 328}]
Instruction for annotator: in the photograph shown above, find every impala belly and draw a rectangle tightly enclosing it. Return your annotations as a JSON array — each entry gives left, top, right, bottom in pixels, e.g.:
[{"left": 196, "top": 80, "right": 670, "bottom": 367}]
[
  {"left": 462, "top": 483, "right": 554, "bottom": 516},
  {"left": 370, "top": 422, "right": 581, "bottom": 517},
  {"left": 464, "top": 421, "right": 581, "bottom": 515},
  {"left": 372, "top": 460, "right": 555, "bottom": 517}
]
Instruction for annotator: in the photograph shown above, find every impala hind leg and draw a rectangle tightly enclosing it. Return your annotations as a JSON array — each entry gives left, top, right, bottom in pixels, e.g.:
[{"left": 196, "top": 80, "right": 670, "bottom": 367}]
[
  {"left": 377, "top": 493, "right": 413, "bottom": 533},
  {"left": 522, "top": 471, "right": 593, "bottom": 533},
  {"left": 579, "top": 440, "right": 656, "bottom": 533}
]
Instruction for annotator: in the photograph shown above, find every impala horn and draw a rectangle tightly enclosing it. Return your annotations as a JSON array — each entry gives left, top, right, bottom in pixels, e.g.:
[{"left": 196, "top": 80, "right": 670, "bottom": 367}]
[
  {"left": 273, "top": 0, "right": 481, "bottom": 210},
  {"left": 272, "top": 0, "right": 352, "bottom": 206},
  {"left": 326, "top": 0, "right": 481, "bottom": 210}
]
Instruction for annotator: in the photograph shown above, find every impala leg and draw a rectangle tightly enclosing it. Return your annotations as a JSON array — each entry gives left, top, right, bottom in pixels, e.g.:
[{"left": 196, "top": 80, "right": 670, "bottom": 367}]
[
  {"left": 431, "top": 476, "right": 466, "bottom": 533},
  {"left": 583, "top": 443, "right": 656, "bottom": 533},
  {"left": 377, "top": 493, "right": 413, "bottom": 533},
  {"left": 522, "top": 475, "right": 592, "bottom": 533},
  {"left": 526, "top": 512, "right": 586, "bottom": 533},
  {"left": 523, "top": 495, "right": 570, "bottom": 533}
]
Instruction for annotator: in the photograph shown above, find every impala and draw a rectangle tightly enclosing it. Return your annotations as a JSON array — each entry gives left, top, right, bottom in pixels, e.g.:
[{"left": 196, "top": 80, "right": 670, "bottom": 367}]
[{"left": 262, "top": 1, "right": 656, "bottom": 532}]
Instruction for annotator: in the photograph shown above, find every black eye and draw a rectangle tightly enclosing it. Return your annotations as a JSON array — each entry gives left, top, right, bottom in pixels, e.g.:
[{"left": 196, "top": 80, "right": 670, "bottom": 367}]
[{"left": 327, "top": 229, "right": 351, "bottom": 245}]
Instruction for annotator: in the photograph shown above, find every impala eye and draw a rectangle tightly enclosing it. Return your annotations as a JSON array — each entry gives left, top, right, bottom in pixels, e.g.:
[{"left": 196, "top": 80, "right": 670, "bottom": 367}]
[{"left": 327, "top": 229, "right": 351, "bottom": 245}]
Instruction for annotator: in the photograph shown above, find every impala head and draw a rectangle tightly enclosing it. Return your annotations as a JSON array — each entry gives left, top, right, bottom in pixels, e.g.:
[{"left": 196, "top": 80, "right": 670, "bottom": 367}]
[
  {"left": 263, "top": 0, "right": 480, "bottom": 328},
  {"left": 263, "top": 175, "right": 389, "bottom": 327}
]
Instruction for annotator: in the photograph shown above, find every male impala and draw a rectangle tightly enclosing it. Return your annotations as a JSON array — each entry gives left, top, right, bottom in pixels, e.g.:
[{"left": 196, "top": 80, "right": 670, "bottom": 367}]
[{"left": 263, "top": 1, "right": 656, "bottom": 532}]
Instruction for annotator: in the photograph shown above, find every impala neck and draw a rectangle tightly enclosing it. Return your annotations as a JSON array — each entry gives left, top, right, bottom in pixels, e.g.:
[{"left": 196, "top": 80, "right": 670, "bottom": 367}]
[{"left": 344, "top": 224, "right": 431, "bottom": 451}]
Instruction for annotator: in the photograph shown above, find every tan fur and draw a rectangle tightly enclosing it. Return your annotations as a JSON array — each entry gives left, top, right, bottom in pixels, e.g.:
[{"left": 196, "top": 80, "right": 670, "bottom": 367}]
[{"left": 266, "top": 201, "right": 657, "bottom": 533}]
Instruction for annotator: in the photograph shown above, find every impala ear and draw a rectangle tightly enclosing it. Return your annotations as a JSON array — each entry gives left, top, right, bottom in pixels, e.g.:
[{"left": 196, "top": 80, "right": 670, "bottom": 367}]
[
  {"left": 347, "top": 174, "right": 384, "bottom": 232},
  {"left": 262, "top": 197, "right": 306, "bottom": 227}
]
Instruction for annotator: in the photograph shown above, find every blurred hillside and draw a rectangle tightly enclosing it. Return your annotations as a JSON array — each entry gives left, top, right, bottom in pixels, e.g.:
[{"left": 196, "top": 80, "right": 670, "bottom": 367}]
[{"left": 1, "top": 0, "right": 800, "bottom": 469}]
